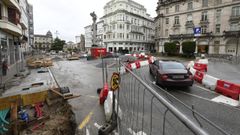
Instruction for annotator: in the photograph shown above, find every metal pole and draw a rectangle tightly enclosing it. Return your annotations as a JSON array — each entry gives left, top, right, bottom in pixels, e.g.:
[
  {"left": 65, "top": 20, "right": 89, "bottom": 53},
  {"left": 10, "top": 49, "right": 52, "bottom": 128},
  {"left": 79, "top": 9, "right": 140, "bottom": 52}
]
[
  {"left": 101, "top": 56, "right": 105, "bottom": 86},
  {"left": 236, "top": 33, "right": 239, "bottom": 57}
]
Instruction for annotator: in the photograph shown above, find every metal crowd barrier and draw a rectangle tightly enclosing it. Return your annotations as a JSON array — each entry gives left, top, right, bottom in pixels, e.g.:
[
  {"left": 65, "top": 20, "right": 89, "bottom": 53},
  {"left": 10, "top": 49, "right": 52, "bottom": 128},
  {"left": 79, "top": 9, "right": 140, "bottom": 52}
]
[{"left": 114, "top": 62, "right": 230, "bottom": 135}]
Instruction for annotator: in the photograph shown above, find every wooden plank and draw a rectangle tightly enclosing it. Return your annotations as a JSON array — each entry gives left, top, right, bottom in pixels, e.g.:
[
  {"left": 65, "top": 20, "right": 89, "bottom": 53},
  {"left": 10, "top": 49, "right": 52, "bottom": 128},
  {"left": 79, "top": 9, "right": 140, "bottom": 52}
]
[
  {"left": 10, "top": 102, "right": 18, "bottom": 135},
  {"left": 50, "top": 88, "right": 64, "bottom": 97},
  {"left": 0, "top": 95, "right": 21, "bottom": 110},
  {"left": 21, "top": 91, "right": 48, "bottom": 106}
]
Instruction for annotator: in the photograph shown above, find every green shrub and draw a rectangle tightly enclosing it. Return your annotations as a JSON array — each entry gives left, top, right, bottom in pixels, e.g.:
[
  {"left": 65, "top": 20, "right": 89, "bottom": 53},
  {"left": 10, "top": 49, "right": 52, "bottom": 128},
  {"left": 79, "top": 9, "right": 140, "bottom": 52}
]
[
  {"left": 182, "top": 41, "right": 196, "bottom": 57},
  {"left": 164, "top": 42, "right": 177, "bottom": 55}
]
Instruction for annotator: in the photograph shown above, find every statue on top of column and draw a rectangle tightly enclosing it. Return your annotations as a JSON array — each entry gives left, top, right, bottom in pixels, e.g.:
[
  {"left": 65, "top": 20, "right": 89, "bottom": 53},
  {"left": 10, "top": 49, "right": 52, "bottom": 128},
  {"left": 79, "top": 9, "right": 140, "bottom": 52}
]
[{"left": 90, "top": 11, "right": 97, "bottom": 23}]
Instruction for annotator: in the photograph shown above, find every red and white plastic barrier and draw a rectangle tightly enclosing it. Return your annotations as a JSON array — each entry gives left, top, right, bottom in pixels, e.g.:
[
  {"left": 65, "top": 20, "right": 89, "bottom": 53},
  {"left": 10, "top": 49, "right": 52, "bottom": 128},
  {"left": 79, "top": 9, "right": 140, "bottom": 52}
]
[
  {"left": 194, "top": 70, "right": 205, "bottom": 83},
  {"left": 189, "top": 67, "right": 197, "bottom": 76},
  {"left": 120, "top": 55, "right": 155, "bottom": 74},
  {"left": 202, "top": 74, "right": 219, "bottom": 91},
  {"left": 193, "top": 63, "right": 208, "bottom": 72},
  {"left": 215, "top": 80, "right": 240, "bottom": 100},
  {"left": 190, "top": 65, "right": 240, "bottom": 101},
  {"left": 99, "top": 83, "right": 109, "bottom": 105}
]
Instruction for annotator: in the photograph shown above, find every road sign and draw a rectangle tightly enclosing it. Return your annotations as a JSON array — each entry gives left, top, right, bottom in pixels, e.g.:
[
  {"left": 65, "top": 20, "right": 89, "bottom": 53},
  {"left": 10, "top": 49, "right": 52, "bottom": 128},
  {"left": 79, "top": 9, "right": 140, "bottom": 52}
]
[
  {"left": 110, "top": 72, "right": 120, "bottom": 91},
  {"left": 194, "top": 27, "right": 201, "bottom": 36}
]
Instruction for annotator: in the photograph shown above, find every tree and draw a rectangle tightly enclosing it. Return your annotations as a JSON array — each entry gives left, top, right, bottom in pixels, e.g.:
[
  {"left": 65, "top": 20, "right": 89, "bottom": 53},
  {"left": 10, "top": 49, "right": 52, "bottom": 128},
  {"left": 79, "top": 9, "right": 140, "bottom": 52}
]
[
  {"left": 51, "top": 38, "right": 65, "bottom": 51},
  {"left": 164, "top": 42, "right": 177, "bottom": 55},
  {"left": 182, "top": 41, "right": 196, "bottom": 57}
]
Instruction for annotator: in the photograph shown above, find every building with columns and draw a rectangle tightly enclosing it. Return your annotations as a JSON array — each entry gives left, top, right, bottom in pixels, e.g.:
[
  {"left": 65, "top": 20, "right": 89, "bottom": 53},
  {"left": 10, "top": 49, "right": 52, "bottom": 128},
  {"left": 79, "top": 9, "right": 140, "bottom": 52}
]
[
  {"left": 155, "top": 0, "right": 240, "bottom": 56},
  {"left": 101, "top": 0, "right": 155, "bottom": 53},
  {"left": 34, "top": 31, "right": 53, "bottom": 51}
]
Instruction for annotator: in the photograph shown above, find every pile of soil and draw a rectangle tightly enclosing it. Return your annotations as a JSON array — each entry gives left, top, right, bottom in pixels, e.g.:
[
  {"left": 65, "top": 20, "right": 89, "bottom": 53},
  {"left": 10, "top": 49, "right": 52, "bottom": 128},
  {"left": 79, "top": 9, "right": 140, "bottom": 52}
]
[{"left": 20, "top": 101, "right": 76, "bottom": 135}]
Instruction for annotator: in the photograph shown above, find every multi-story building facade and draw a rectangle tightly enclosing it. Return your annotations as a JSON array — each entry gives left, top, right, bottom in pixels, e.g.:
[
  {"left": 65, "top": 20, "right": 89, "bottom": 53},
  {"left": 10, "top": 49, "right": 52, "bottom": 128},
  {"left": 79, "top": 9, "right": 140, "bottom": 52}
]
[
  {"left": 75, "top": 34, "right": 85, "bottom": 51},
  {"left": 101, "top": 0, "right": 155, "bottom": 53},
  {"left": 84, "top": 25, "right": 93, "bottom": 51},
  {"left": 155, "top": 0, "right": 240, "bottom": 56},
  {"left": 0, "top": 0, "right": 25, "bottom": 81},
  {"left": 19, "top": 0, "right": 29, "bottom": 52},
  {"left": 27, "top": 3, "right": 34, "bottom": 50},
  {"left": 84, "top": 20, "right": 104, "bottom": 51},
  {"left": 34, "top": 31, "right": 53, "bottom": 51},
  {"left": 97, "top": 20, "right": 104, "bottom": 47}
]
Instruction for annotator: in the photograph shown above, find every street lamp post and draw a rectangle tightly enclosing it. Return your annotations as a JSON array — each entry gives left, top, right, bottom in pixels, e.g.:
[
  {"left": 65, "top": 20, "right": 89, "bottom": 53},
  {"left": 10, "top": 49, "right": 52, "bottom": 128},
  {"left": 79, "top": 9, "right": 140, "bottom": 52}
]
[{"left": 235, "top": 32, "right": 239, "bottom": 57}]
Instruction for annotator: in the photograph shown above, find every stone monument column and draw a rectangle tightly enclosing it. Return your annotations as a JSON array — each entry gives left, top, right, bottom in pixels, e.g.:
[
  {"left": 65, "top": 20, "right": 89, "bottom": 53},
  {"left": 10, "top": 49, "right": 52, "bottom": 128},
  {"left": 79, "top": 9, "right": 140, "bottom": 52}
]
[{"left": 90, "top": 12, "right": 97, "bottom": 46}]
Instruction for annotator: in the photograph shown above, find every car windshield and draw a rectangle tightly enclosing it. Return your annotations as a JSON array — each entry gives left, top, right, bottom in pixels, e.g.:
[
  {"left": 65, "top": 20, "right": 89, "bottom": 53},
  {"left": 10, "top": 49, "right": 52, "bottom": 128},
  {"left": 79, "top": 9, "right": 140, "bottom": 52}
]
[{"left": 162, "top": 62, "right": 185, "bottom": 70}]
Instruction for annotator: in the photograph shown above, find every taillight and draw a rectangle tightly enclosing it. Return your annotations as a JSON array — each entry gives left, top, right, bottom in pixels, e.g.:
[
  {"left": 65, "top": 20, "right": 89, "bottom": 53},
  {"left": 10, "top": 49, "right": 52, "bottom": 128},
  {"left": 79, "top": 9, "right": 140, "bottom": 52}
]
[{"left": 161, "top": 75, "right": 168, "bottom": 80}]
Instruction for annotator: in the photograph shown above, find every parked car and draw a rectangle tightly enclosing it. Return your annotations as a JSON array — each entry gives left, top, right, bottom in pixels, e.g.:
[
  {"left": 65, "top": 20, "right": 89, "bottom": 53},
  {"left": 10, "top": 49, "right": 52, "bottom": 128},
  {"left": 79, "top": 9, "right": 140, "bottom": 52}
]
[{"left": 149, "top": 60, "right": 194, "bottom": 87}]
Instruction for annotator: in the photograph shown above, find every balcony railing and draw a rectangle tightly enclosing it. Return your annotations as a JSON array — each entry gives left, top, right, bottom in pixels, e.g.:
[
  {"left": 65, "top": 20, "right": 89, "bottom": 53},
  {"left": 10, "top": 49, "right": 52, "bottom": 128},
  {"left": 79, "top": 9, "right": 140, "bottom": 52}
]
[
  {"left": 199, "top": 20, "right": 209, "bottom": 25},
  {"left": 173, "top": 23, "right": 181, "bottom": 28},
  {"left": 229, "top": 16, "right": 240, "bottom": 22},
  {"left": 1, "top": 16, "right": 19, "bottom": 25},
  {"left": 185, "top": 21, "right": 194, "bottom": 27},
  {"left": 170, "top": 34, "right": 194, "bottom": 39},
  {"left": 169, "top": 33, "right": 213, "bottom": 39},
  {"left": 223, "top": 30, "right": 240, "bottom": 37}
]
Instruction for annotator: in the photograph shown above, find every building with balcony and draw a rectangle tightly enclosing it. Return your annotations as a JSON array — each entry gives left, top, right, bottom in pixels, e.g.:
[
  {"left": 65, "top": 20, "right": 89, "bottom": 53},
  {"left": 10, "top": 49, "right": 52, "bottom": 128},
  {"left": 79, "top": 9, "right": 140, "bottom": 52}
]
[
  {"left": 34, "top": 31, "right": 53, "bottom": 51},
  {"left": 101, "top": 0, "right": 155, "bottom": 53},
  {"left": 19, "top": 0, "right": 30, "bottom": 52},
  {"left": 0, "top": 0, "right": 26, "bottom": 82},
  {"left": 155, "top": 0, "right": 240, "bottom": 56},
  {"left": 27, "top": 3, "right": 34, "bottom": 50}
]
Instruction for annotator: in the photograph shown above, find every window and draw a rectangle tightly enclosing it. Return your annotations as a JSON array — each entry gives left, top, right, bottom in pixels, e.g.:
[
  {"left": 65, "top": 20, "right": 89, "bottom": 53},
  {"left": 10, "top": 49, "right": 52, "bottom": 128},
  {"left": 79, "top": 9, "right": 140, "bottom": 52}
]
[
  {"left": 202, "top": 0, "right": 208, "bottom": 7},
  {"left": 202, "top": 26, "right": 207, "bottom": 34},
  {"left": 215, "top": 24, "right": 221, "bottom": 33},
  {"left": 201, "top": 11, "right": 208, "bottom": 21},
  {"left": 230, "top": 23, "right": 239, "bottom": 31},
  {"left": 215, "top": 0, "right": 222, "bottom": 5},
  {"left": 175, "top": 5, "right": 179, "bottom": 12},
  {"left": 232, "top": 6, "right": 240, "bottom": 17},
  {"left": 174, "top": 28, "right": 180, "bottom": 34},
  {"left": 188, "top": 2, "right": 193, "bottom": 10},
  {"left": 166, "top": 8, "right": 169, "bottom": 14},
  {"left": 187, "top": 14, "right": 193, "bottom": 22},
  {"left": 187, "top": 28, "right": 193, "bottom": 34},
  {"left": 9, "top": 39, "right": 15, "bottom": 65},
  {"left": 127, "top": 25, "right": 129, "bottom": 30},
  {"left": 166, "top": 18, "right": 169, "bottom": 24},
  {"left": 165, "top": 29, "right": 168, "bottom": 37},
  {"left": 216, "top": 9, "right": 221, "bottom": 24},
  {"left": 174, "top": 16, "right": 179, "bottom": 25}
]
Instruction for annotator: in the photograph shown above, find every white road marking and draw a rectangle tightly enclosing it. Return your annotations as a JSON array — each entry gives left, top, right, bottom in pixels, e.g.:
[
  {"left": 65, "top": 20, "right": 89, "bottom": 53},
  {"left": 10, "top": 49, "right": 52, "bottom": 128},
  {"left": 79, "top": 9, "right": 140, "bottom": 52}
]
[
  {"left": 128, "top": 128, "right": 147, "bottom": 135},
  {"left": 194, "top": 84, "right": 216, "bottom": 94},
  {"left": 211, "top": 95, "right": 239, "bottom": 107},
  {"left": 178, "top": 91, "right": 212, "bottom": 101},
  {"left": 178, "top": 90, "right": 240, "bottom": 108},
  {"left": 86, "top": 128, "right": 90, "bottom": 135},
  {"left": 94, "top": 123, "right": 102, "bottom": 129}
]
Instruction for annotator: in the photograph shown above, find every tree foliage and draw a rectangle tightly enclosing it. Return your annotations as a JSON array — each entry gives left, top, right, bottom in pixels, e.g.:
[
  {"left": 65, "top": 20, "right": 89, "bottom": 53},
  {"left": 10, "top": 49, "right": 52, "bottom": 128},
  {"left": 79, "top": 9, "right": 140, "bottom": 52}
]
[
  {"left": 164, "top": 42, "right": 177, "bottom": 55},
  {"left": 51, "top": 38, "right": 65, "bottom": 51},
  {"left": 182, "top": 41, "right": 196, "bottom": 56}
]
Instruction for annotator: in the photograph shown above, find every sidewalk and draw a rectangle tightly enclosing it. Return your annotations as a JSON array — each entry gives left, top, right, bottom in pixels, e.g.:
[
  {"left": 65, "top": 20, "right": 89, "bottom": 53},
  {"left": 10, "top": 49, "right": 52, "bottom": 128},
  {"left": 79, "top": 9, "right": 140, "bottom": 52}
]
[{"left": 207, "top": 61, "right": 240, "bottom": 84}]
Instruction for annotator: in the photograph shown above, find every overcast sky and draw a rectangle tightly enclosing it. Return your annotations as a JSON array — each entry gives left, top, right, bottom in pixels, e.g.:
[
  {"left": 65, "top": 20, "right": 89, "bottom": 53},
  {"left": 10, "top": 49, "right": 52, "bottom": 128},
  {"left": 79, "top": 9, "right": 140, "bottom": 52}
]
[{"left": 28, "top": 0, "right": 158, "bottom": 42}]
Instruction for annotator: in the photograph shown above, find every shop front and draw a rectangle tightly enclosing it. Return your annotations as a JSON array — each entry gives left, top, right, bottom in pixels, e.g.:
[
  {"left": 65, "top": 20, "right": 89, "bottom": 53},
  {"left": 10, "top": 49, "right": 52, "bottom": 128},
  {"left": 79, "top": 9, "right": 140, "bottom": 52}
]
[{"left": 197, "top": 40, "right": 209, "bottom": 54}]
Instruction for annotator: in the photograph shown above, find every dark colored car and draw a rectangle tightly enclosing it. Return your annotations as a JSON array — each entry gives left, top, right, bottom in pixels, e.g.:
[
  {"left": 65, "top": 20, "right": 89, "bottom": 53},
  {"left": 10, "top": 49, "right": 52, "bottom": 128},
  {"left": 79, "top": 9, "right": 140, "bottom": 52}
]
[{"left": 149, "top": 60, "right": 194, "bottom": 87}]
